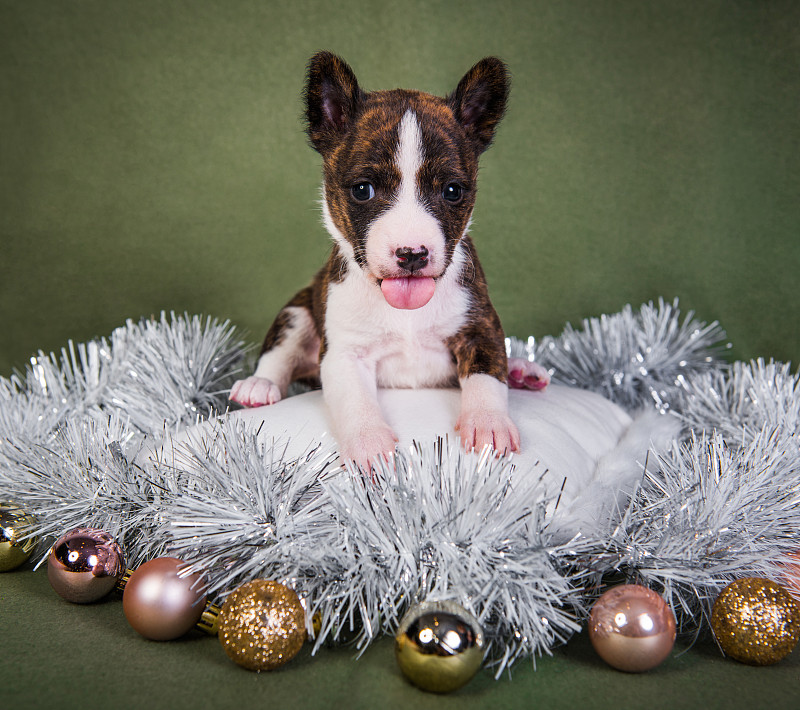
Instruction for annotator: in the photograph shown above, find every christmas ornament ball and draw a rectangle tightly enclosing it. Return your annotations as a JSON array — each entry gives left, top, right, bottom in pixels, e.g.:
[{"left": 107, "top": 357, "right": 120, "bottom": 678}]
[
  {"left": 588, "top": 584, "right": 676, "bottom": 673},
  {"left": 47, "top": 527, "right": 124, "bottom": 603},
  {"left": 123, "top": 557, "right": 206, "bottom": 640},
  {"left": 395, "top": 600, "right": 485, "bottom": 693},
  {"left": 0, "top": 502, "right": 37, "bottom": 572},
  {"left": 218, "top": 579, "right": 306, "bottom": 671},
  {"left": 711, "top": 577, "right": 800, "bottom": 665}
]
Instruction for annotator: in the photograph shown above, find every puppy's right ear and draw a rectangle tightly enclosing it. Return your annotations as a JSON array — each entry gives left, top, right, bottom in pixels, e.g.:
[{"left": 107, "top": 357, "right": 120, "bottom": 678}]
[{"left": 304, "top": 52, "right": 364, "bottom": 155}]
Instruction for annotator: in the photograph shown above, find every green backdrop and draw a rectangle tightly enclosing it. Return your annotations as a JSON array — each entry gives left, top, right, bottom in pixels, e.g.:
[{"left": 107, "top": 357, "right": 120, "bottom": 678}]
[
  {"left": 2, "top": 0, "right": 799, "bottom": 376},
  {"left": 2, "top": 1, "right": 799, "bottom": 708}
]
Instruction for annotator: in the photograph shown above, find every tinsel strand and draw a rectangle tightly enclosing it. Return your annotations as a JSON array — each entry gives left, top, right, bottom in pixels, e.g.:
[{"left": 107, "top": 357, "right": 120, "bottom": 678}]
[{"left": 508, "top": 298, "right": 729, "bottom": 412}]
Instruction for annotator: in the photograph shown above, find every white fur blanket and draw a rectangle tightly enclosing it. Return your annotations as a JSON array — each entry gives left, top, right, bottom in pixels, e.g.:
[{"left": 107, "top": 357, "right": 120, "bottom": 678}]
[{"left": 152, "top": 385, "right": 679, "bottom": 538}]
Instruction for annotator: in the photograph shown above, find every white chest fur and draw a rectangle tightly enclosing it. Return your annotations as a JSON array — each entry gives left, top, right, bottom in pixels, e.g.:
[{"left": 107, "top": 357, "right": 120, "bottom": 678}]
[{"left": 324, "top": 244, "right": 471, "bottom": 388}]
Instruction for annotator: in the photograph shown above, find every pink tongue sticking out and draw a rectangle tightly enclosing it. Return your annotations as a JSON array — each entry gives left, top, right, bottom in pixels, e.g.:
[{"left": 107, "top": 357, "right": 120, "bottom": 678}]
[{"left": 380, "top": 277, "right": 436, "bottom": 310}]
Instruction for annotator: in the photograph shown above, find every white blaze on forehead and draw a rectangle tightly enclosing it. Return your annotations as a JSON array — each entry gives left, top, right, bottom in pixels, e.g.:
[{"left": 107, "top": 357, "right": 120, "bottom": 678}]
[
  {"left": 364, "top": 110, "right": 445, "bottom": 275},
  {"left": 395, "top": 110, "right": 424, "bottom": 201}
]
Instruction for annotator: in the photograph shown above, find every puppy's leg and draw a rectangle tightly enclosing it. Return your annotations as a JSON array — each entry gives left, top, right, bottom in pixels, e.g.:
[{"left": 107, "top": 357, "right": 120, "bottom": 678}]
[
  {"left": 508, "top": 357, "right": 550, "bottom": 391},
  {"left": 230, "top": 290, "right": 320, "bottom": 408},
  {"left": 449, "top": 316, "right": 520, "bottom": 456},
  {"left": 456, "top": 373, "right": 520, "bottom": 455},
  {"left": 319, "top": 351, "right": 397, "bottom": 472}
]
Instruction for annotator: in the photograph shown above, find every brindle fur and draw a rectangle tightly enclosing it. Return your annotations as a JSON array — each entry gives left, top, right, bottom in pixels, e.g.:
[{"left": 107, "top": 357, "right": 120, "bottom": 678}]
[{"left": 257, "top": 52, "right": 510, "bottom": 387}]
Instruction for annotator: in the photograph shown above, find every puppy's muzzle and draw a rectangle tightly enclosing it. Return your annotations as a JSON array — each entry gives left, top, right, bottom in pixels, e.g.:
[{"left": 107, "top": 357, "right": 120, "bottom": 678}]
[{"left": 395, "top": 246, "right": 429, "bottom": 274}]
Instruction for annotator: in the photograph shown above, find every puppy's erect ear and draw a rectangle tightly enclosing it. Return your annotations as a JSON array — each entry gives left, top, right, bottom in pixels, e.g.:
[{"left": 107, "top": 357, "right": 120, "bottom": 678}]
[
  {"left": 448, "top": 57, "right": 510, "bottom": 153},
  {"left": 304, "top": 52, "right": 364, "bottom": 155}
]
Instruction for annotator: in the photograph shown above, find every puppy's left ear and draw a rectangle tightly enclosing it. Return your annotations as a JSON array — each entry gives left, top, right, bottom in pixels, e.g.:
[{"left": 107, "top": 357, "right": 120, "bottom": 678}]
[{"left": 448, "top": 57, "right": 510, "bottom": 153}]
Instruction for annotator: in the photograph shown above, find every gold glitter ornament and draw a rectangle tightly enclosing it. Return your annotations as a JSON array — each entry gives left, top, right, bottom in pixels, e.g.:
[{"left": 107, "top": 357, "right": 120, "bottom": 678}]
[
  {"left": 395, "top": 601, "right": 485, "bottom": 693},
  {"left": 711, "top": 577, "right": 800, "bottom": 665},
  {"left": 0, "top": 502, "right": 37, "bottom": 572},
  {"left": 218, "top": 580, "right": 306, "bottom": 671}
]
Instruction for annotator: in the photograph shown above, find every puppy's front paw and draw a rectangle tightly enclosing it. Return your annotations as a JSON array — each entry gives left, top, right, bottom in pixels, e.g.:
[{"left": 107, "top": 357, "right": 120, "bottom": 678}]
[
  {"left": 508, "top": 358, "right": 550, "bottom": 391},
  {"left": 455, "top": 410, "right": 520, "bottom": 456},
  {"left": 229, "top": 376, "right": 282, "bottom": 407},
  {"left": 338, "top": 423, "right": 399, "bottom": 475}
]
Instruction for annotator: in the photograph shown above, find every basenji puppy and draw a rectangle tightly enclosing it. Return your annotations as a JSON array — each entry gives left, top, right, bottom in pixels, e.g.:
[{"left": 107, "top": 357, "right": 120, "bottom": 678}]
[{"left": 230, "top": 51, "right": 549, "bottom": 470}]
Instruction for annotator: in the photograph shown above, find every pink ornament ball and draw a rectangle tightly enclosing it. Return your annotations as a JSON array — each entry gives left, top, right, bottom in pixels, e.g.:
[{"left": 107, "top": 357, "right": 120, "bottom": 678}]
[
  {"left": 588, "top": 584, "right": 677, "bottom": 672},
  {"left": 122, "top": 557, "right": 206, "bottom": 640},
  {"left": 47, "top": 527, "right": 125, "bottom": 603}
]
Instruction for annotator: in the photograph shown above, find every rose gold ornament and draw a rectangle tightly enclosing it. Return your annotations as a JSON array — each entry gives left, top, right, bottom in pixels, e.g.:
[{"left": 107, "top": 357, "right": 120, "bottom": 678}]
[
  {"left": 711, "top": 577, "right": 800, "bottom": 665},
  {"left": 47, "top": 527, "right": 125, "bottom": 603},
  {"left": 218, "top": 580, "right": 306, "bottom": 671},
  {"left": 0, "top": 502, "right": 37, "bottom": 572},
  {"left": 588, "top": 584, "right": 676, "bottom": 672},
  {"left": 122, "top": 557, "right": 206, "bottom": 640}
]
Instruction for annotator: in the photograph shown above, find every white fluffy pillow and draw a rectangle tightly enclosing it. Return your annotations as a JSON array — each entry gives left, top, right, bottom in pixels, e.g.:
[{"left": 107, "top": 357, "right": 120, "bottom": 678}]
[{"left": 151, "top": 385, "right": 677, "bottom": 538}]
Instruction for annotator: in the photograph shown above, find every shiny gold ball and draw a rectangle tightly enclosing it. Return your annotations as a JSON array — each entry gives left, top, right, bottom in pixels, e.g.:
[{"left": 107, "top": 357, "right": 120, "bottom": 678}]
[
  {"left": 711, "top": 577, "right": 800, "bottom": 665},
  {"left": 395, "top": 601, "right": 485, "bottom": 693},
  {"left": 218, "top": 580, "right": 306, "bottom": 671},
  {"left": 0, "top": 502, "right": 37, "bottom": 572}
]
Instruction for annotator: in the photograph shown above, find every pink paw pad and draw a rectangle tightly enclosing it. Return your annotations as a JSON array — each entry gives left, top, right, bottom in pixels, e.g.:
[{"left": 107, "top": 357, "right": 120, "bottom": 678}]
[
  {"left": 229, "top": 376, "right": 282, "bottom": 407},
  {"left": 508, "top": 358, "right": 550, "bottom": 391}
]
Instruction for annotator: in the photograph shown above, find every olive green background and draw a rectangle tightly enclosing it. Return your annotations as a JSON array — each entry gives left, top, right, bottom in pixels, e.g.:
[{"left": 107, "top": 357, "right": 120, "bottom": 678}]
[
  {"left": 2, "top": 1, "right": 799, "bottom": 708},
  {"left": 2, "top": 0, "right": 799, "bottom": 377}
]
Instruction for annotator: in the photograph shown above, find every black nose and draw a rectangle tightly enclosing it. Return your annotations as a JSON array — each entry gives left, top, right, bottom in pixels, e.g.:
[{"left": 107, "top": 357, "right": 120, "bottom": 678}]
[{"left": 395, "top": 246, "right": 429, "bottom": 273}]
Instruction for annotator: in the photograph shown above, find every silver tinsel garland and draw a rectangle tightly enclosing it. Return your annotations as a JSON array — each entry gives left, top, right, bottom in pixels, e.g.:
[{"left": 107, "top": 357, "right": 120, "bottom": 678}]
[
  {"left": 678, "top": 358, "right": 800, "bottom": 444},
  {"left": 0, "top": 312, "right": 245, "bottom": 564},
  {"left": 1, "top": 415, "right": 173, "bottom": 568},
  {"left": 318, "top": 443, "right": 592, "bottom": 672},
  {"left": 0, "top": 375, "right": 67, "bottom": 449},
  {"left": 507, "top": 298, "right": 729, "bottom": 412},
  {"left": 2, "top": 300, "right": 798, "bottom": 672},
  {"left": 101, "top": 313, "right": 245, "bottom": 435},
  {"left": 3, "top": 312, "right": 244, "bottom": 444},
  {"left": 157, "top": 433, "right": 594, "bottom": 673},
  {"left": 152, "top": 420, "right": 339, "bottom": 598},
  {"left": 586, "top": 427, "right": 800, "bottom": 628}
]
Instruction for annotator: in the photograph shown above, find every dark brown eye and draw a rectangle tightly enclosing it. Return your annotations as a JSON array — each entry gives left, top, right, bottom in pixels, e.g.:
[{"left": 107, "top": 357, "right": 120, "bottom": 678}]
[
  {"left": 443, "top": 183, "right": 463, "bottom": 203},
  {"left": 351, "top": 182, "right": 375, "bottom": 202}
]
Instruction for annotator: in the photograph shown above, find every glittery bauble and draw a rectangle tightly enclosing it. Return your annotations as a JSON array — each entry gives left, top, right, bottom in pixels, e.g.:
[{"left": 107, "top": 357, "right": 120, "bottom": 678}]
[
  {"left": 711, "top": 577, "right": 800, "bottom": 665},
  {"left": 0, "top": 502, "right": 37, "bottom": 572},
  {"left": 47, "top": 527, "right": 125, "bottom": 603},
  {"left": 395, "top": 600, "right": 485, "bottom": 693},
  {"left": 588, "top": 584, "right": 677, "bottom": 673},
  {"left": 122, "top": 557, "right": 207, "bottom": 640},
  {"left": 218, "top": 580, "right": 306, "bottom": 671}
]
